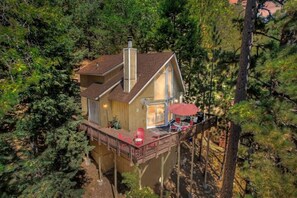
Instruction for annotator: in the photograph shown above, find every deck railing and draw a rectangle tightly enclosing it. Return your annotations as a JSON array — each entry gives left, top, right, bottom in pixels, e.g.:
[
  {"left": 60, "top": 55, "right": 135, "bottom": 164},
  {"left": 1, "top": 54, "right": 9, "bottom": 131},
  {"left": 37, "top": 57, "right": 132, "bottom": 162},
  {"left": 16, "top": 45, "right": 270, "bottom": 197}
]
[{"left": 79, "top": 115, "right": 217, "bottom": 164}]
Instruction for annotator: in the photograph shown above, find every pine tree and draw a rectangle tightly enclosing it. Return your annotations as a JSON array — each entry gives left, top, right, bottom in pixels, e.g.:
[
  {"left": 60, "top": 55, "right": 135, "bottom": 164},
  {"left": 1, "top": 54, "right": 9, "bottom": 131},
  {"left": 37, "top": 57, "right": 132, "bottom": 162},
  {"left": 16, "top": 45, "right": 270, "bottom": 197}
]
[
  {"left": 220, "top": 0, "right": 257, "bottom": 197},
  {"left": 229, "top": 0, "right": 297, "bottom": 196},
  {"left": 0, "top": 1, "right": 90, "bottom": 196},
  {"left": 155, "top": 0, "right": 203, "bottom": 102}
]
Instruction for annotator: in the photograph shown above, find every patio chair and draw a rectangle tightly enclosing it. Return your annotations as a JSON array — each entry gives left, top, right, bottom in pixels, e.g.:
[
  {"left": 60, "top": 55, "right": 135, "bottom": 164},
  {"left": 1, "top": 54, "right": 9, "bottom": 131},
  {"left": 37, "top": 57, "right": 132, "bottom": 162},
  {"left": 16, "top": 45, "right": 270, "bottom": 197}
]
[
  {"left": 135, "top": 128, "right": 145, "bottom": 145},
  {"left": 170, "top": 117, "right": 181, "bottom": 132},
  {"left": 136, "top": 128, "right": 145, "bottom": 139}
]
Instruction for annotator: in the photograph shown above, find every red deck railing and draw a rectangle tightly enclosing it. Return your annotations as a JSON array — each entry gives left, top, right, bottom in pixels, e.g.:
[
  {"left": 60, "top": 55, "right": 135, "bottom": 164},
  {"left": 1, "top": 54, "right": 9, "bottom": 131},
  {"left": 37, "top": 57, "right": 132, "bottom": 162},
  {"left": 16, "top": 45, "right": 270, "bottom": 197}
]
[{"left": 79, "top": 116, "right": 217, "bottom": 164}]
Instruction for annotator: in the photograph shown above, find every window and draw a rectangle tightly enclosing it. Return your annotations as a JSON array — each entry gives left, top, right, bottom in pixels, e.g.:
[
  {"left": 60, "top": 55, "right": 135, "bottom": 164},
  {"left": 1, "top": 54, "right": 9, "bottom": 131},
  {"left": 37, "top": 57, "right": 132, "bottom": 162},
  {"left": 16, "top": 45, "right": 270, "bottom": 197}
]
[
  {"left": 149, "top": 63, "right": 175, "bottom": 128},
  {"left": 154, "top": 64, "right": 174, "bottom": 100},
  {"left": 154, "top": 68, "right": 166, "bottom": 100},
  {"left": 147, "top": 103, "right": 165, "bottom": 128},
  {"left": 167, "top": 64, "right": 173, "bottom": 98},
  {"left": 88, "top": 99, "right": 99, "bottom": 124}
]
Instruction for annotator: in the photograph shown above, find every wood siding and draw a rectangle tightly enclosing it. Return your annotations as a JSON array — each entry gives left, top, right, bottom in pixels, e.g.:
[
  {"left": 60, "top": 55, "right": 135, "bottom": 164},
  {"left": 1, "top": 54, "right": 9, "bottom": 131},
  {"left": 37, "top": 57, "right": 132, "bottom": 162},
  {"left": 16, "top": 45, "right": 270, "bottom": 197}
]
[
  {"left": 80, "top": 87, "right": 88, "bottom": 116},
  {"left": 99, "top": 94, "right": 112, "bottom": 127},
  {"left": 80, "top": 75, "right": 104, "bottom": 88},
  {"left": 129, "top": 82, "right": 154, "bottom": 131},
  {"left": 111, "top": 101, "right": 129, "bottom": 130}
]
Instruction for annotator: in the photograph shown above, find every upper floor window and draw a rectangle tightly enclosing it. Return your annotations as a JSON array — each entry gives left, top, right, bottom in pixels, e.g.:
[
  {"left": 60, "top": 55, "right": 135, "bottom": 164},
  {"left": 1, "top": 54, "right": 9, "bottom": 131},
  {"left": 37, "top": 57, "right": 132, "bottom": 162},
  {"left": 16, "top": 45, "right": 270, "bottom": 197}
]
[{"left": 154, "top": 64, "right": 173, "bottom": 100}]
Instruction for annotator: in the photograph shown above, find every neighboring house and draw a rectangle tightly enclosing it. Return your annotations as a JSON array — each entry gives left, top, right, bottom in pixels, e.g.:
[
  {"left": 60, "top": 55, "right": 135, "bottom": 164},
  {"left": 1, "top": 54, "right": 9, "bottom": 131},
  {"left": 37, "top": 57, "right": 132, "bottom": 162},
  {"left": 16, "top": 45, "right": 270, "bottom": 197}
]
[
  {"left": 78, "top": 39, "right": 184, "bottom": 132},
  {"left": 229, "top": 0, "right": 282, "bottom": 18}
]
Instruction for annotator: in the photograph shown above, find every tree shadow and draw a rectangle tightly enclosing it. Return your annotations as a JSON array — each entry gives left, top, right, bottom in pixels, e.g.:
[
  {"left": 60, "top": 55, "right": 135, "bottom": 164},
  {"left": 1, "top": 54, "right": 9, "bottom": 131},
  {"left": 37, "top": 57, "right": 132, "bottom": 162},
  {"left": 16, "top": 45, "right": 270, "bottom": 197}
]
[
  {"left": 165, "top": 144, "right": 219, "bottom": 198},
  {"left": 74, "top": 167, "right": 92, "bottom": 189}
]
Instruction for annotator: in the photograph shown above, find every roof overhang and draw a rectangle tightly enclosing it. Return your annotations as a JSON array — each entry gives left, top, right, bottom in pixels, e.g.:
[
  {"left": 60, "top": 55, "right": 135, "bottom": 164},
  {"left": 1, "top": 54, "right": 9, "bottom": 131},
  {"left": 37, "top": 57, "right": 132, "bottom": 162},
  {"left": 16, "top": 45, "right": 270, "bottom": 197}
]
[
  {"left": 96, "top": 80, "right": 121, "bottom": 100},
  {"left": 77, "top": 63, "right": 123, "bottom": 77}
]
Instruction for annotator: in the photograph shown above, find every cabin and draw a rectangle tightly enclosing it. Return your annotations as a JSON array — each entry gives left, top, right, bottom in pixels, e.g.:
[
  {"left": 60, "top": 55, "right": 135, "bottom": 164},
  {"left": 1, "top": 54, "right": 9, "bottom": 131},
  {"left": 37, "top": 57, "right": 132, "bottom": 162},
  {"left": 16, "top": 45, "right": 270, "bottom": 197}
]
[{"left": 77, "top": 38, "right": 217, "bottom": 196}]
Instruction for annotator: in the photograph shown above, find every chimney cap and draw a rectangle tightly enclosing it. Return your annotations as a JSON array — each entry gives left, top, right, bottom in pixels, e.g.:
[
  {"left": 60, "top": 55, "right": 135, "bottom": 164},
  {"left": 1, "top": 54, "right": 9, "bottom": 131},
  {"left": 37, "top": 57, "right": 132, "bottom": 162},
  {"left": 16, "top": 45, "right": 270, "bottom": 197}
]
[{"left": 128, "top": 36, "right": 132, "bottom": 48}]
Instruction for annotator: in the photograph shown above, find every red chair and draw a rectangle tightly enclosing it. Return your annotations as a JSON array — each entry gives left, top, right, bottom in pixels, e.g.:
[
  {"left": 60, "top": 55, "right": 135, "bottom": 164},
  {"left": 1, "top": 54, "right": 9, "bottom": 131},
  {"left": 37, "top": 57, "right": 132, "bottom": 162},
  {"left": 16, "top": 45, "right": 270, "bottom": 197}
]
[
  {"left": 136, "top": 128, "right": 145, "bottom": 139},
  {"left": 135, "top": 128, "right": 145, "bottom": 145},
  {"left": 175, "top": 117, "right": 181, "bottom": 124}
]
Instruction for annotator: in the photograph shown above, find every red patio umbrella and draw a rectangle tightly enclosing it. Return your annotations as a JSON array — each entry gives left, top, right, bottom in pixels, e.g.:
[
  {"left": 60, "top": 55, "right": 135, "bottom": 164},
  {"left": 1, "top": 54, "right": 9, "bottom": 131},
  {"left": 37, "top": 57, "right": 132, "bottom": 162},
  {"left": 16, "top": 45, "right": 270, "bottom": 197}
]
[{"left": 168, "top": 103, "right": 199, "bottom": 116}]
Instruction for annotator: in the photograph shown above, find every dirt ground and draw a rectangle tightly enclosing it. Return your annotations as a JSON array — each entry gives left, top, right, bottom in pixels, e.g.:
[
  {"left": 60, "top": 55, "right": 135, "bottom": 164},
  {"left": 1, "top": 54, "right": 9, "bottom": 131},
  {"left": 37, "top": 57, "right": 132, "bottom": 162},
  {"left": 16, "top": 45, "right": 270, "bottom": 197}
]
[
  {"left": 82, "top": 140, "right": 223, "bottom": 198},
  {"left": 82, "top": 160, "right": 115, "bottom": 198}
]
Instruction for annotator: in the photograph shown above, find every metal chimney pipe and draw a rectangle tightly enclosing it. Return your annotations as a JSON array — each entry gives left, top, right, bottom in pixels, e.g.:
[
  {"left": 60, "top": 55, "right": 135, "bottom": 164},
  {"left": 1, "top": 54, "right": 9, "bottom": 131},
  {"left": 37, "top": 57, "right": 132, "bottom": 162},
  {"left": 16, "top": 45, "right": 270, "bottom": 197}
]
[{"left": 128, "top": 36, "right": 132, "bottom": 48}]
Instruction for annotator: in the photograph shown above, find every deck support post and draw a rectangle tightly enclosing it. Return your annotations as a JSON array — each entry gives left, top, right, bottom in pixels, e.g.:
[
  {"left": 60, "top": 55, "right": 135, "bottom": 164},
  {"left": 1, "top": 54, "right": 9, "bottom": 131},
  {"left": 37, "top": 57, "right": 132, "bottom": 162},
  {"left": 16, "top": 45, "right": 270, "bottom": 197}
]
[
  {"left": 177, "top": 142, "right": 181, "bottom": 198},
  {"left": 138, "top": 164, "right": 149, "bottom": 190},
  {"left": 198, "top": 125, "right": 204, "bottom": 160},
  {"left": 114, "top": 152, "right": 118, "bottom": 198},
  {"left": 219, "top": 126, "right": 229, "bottom": 180},
  {"left": 160, "top": 151, "right": 171, "bottom": 198},
  {"left": 97, "top": 157, "right": 103, "bottom": 185},
  {"left": 203, "top": 130, "right": 211, "bottom": 189},
  {"left": 190, "top": 138, "right": 195, "bottom": 195}
]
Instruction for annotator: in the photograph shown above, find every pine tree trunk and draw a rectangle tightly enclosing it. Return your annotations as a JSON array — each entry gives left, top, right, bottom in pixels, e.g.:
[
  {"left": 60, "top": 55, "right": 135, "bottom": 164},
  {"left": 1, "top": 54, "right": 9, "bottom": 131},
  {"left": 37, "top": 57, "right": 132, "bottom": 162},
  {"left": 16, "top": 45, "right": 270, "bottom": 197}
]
[{"left": 220, "top": 0, "right": 256, "bottom": 197}]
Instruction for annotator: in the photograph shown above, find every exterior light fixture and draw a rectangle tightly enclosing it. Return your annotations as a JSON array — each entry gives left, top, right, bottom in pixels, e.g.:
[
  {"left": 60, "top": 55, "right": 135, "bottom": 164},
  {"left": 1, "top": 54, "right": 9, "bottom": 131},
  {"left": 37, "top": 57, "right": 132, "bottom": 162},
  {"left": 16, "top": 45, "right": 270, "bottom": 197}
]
[
  {"left": 174, "top": 99, "right": 179, "bottom": 103},
  {"left": 103, "top": 103, "right": 109, "bottom": 126}
]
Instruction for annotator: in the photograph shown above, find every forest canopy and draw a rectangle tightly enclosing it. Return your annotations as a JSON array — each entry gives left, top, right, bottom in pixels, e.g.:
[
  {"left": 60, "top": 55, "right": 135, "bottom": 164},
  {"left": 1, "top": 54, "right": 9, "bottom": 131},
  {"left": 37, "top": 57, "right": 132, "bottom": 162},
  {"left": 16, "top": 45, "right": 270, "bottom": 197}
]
[{"left": 0, "top": 0, "right": 296, "bottom": 197}]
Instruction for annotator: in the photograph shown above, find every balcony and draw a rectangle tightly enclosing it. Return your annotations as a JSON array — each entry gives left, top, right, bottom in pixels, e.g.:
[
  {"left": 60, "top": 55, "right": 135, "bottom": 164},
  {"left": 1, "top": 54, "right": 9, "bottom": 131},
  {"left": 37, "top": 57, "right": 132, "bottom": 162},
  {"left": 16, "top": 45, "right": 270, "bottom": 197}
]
[{"left": 79, "top": 115, "right": 217, "bottom": 165}]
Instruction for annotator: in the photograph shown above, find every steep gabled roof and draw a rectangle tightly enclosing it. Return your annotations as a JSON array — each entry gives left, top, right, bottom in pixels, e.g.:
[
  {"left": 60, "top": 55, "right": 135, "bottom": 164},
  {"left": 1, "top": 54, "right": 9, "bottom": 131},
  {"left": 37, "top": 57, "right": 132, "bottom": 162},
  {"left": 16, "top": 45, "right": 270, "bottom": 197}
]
[
  {"left": 78, "top": 51, "right": 184, "bottom": 104},
  {"left": 108, "top": 52, "right": 175, "bottom": 103}
]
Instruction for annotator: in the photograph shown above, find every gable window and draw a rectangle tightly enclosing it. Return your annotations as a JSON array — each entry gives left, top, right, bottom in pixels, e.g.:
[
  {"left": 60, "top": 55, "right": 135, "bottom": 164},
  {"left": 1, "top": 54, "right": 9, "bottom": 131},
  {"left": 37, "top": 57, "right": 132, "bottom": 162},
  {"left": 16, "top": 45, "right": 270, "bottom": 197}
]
[
  {"left": 88, "top": 99, "right": 99, "bottom": 124},
  {"left": 147, "top": 63, "right": 175, "bottom": 128},
  {"left": 167, "top": 64, "right": 173, "bottom": 98},
  {"left": 154, "top": 64, "right": 174, "bottom": 100},
  {"left": 154, "top": 68, "right": 166, "bottom": 100}
]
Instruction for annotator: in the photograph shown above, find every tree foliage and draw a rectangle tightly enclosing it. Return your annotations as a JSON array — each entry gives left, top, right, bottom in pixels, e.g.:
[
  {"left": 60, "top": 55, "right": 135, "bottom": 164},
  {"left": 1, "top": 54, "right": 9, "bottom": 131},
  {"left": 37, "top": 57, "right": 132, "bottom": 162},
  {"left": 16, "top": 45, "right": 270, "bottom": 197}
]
[
  {"left": 1, "top": 0, "right": 296, "bottom": 197},
  {"left": 122, "top": 168, "right": 158, "bottom": 198},
  {"left": 228, "top": 0, "right": 297, "bottom": 197},
  {"left": 0, "top": 1, "right": 90, "bottom": 196}
]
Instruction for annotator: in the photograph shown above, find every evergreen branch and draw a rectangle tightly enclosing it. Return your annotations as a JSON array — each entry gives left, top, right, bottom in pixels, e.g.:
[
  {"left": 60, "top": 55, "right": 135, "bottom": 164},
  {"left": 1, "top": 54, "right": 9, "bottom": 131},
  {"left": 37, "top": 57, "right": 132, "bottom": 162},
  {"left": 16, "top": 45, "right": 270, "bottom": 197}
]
[
  {"left": 250, "top": 75, "right": 297, "bottom": 105},
  {"left": 254, "top": 31, "right": 281, "bottom": 41}
]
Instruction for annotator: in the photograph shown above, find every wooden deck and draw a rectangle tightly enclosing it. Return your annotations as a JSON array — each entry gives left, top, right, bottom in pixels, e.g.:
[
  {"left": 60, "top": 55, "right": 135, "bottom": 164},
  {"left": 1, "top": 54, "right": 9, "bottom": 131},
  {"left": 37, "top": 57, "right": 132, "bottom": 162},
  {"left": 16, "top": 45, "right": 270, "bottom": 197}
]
[{"left": 79, "top": 115, "right": 217, "bottom": 164}]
